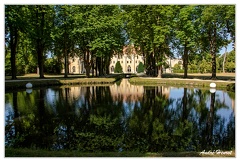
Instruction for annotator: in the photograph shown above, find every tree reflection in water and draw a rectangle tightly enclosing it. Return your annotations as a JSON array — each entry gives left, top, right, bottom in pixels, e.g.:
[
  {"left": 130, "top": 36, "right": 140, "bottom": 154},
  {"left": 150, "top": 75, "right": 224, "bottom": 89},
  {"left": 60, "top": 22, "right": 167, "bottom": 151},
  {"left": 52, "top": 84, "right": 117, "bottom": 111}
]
[{"left": 5, "top": 79, "right": 235, "bottom": 153}]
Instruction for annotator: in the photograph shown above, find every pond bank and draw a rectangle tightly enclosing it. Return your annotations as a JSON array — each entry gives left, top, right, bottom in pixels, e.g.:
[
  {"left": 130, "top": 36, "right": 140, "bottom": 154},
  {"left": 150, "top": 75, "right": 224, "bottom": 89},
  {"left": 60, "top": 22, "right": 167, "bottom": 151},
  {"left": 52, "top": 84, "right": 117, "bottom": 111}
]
[
  {"left": 5, "top": 77, "right": 117, "bottom": 91},
  {"left": 5, "top": 74, "right": 235, "bottom": 92},
  {"left": 129, "top": 77, "right": 235, "bottom": 91}
]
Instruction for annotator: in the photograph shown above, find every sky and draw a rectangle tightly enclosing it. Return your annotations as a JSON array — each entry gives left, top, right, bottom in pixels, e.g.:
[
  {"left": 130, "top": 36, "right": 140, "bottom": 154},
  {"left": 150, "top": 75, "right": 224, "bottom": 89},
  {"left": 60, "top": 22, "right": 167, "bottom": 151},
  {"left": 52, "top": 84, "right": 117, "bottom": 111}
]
[{"left": 219, "top": 43, "right": 234, "bottom": 55}]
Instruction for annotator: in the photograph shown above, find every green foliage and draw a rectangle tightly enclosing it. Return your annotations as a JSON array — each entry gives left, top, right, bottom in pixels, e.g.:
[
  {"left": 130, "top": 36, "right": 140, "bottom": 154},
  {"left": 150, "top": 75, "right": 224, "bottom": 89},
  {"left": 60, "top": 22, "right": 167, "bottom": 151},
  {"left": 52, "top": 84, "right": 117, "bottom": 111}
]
[
  {"left": 173, "top": 63, "right": 181, "bottom": 70},
  {"left": 199, "top": 59, "right": 211, "bottom": 73},
  {"left": 137, "top": 62, "right": 144, "bottom": 73},
  {"left": 114, "top": 61, "right": 123, "bottom": 73},
  {"left": 5, "top": 51, "right": 11, "bottom": 75},
  {"left": 5, "top": 5, "right": 235, "bottom": 78},
  {"left": 225, "top": 50, "right": 235, "bottom": 72}
]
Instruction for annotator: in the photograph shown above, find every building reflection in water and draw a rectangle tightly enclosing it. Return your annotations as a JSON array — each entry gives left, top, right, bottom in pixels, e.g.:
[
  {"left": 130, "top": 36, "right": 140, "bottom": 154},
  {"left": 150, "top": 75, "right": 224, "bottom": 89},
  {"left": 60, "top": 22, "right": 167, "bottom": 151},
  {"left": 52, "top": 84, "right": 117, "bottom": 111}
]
[{"left": 109, "top": 79, "right": 170, "bottom": 103}]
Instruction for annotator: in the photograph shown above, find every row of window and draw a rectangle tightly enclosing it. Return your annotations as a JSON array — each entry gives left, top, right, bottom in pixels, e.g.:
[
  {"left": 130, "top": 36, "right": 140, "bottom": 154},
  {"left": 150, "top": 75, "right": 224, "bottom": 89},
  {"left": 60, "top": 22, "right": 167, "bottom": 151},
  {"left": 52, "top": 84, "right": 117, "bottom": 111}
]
[
  {"left": 115, "top": 55, "right": 141, "bottom": 59},
  {"left": 110, "top": 65, "right": 138, "bottom": 72},
  {"left": 72, "top": 65, "right": 141, "bottom": 73},
  {"left": 112, "top": 60, "right": 141, "bottom": 64}
]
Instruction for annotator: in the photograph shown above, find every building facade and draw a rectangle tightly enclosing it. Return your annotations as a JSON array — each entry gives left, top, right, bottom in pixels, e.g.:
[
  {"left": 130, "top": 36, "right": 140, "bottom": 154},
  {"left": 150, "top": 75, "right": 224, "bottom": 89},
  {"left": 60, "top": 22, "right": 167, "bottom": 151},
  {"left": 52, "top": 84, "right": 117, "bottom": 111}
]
[
  {"left": 109, "top": 46, "right": 144, "bottom": 74},
  {"left": 63, "top": 45, "right": 182, "bottom": 74}
]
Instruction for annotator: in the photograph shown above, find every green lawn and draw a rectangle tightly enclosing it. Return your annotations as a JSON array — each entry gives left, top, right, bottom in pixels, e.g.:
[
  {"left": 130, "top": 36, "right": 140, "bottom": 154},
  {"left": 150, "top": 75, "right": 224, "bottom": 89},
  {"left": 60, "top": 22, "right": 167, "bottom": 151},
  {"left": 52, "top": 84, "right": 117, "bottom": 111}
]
[{"left": 5, "top": 73, "right": 235, "bottom": 91}]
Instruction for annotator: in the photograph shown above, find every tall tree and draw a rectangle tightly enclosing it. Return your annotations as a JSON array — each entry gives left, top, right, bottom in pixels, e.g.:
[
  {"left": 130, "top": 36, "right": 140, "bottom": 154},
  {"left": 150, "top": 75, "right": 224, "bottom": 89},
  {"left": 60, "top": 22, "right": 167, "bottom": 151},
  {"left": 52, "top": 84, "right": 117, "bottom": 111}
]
[
  {"left": 27, "top": 5, "right": 54, "bottom": 78},
  {"left": 199, "top": 5, "right": 234, "bottom": 79},
  {"left": 123, "top": 5, "right": 176, "bottom": 78},
  {"left": 174, "top": 5, "right": 200, "bottom": 78},
  {"left": 52, "top": 5, "right": 75, "bottom": 78},
  {"left": 5, "top": 5, "right": 26, "bottom": 79},
  {"left": 72, "top": 5, "right": 124, "bottom": 77}
]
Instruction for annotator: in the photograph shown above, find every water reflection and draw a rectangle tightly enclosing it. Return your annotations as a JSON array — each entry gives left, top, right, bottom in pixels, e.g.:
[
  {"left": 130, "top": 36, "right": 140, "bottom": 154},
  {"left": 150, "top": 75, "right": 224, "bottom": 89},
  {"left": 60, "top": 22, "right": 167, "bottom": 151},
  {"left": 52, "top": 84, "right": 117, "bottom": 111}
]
[{"left": 5, "top": 79, "right": 235, "bottom": 153}]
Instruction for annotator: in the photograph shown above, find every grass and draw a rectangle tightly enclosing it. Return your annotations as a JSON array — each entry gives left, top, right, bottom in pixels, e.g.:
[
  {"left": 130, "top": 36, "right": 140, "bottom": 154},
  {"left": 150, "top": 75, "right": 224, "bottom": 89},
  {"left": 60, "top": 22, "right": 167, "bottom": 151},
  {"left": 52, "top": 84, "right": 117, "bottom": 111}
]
[
  {"left": 5, "top": 148, "right": 235, "bottom": 157},
  {"left": 5, "top": 73, "right": 235, "bottom": 91},
  {"left": 130, "top": 73, "right": 235, "bottom": 91},
  {"left": 161, "top": 73, "right": 235, "bottom": 81},
  {"left": 5, "top": 74, "right": 120, "bottom": 91}
]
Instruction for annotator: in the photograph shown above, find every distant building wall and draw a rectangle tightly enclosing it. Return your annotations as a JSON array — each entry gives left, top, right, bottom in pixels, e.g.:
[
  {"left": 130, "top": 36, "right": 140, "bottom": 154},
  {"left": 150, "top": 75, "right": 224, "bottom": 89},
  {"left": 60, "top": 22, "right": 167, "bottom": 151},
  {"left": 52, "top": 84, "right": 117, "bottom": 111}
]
[{"left": 63, "top": 46, "right": 182, "bottom": 74}]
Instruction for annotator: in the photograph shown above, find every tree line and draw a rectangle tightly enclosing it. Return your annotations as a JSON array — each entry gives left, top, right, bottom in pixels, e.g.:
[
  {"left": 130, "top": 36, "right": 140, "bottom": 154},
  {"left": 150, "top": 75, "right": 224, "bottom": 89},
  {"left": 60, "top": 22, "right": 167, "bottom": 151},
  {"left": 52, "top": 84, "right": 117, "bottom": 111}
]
[{"left": 5, "top": 5, "right": 235, "bottom": 79}]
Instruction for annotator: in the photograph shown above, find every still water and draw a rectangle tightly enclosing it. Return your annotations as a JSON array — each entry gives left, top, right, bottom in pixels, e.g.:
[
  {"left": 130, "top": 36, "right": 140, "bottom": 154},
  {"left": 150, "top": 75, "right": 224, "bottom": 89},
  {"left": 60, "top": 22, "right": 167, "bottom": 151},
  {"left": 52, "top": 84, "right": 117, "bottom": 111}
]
[{"left": 5, "top": 79, "right": 235, "bottom": 152}]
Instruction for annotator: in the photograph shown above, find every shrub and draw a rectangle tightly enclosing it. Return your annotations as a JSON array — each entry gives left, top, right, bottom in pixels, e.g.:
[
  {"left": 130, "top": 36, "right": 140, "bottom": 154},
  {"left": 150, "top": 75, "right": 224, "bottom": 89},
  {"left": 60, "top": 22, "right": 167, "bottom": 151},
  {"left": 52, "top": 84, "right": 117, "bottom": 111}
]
[
  {"left": 137, "top": 62, "right": 145, "bottom": 73},
  {"left": 114, "top": 61, "right": 123, "bottom": 73}
]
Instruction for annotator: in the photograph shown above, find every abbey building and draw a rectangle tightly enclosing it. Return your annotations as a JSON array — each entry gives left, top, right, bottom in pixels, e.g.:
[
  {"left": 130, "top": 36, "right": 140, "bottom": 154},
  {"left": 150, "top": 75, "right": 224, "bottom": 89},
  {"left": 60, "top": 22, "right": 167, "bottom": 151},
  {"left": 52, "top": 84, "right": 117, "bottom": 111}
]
[{"left": 62, "top": 46, "right": 182, "bottom": 74}]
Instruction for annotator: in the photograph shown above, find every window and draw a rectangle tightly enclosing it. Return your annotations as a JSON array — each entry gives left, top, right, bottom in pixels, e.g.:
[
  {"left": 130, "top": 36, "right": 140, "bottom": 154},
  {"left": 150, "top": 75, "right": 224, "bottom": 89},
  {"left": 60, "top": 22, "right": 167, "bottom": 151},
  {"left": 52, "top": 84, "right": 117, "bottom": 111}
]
[
  {"left": 72, "top": 58, "right": 75, "bottom": 62},
  {"left": 111, "top": 66, "right": 114, "bottom": 72},
  {"left": 130, "top": 61, "right": 132, "bottom": 63},
  {"left": 121, "top": 61, "right": 123, "bottom": 63},
  {"left": 136, "top": 61, "right": 137, "bottom": 63},
  {"left": 72, "top": 66, "right": 76, "bottom": 72},
  {"left": 127, "top": 65, "right": 131, "bottom": 72},
  {"left": 136, "top": 66, "right": 138, "bottom": 72},
  {"left": 127, "top": 61, "right": 129, "bottom": 63}
]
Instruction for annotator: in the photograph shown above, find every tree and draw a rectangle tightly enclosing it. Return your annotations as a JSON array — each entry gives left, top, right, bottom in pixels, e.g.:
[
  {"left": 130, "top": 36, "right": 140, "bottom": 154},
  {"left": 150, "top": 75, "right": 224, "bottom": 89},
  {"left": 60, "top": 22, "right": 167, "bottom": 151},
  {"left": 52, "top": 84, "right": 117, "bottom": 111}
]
[
  {"left": 5, "top": 5, "right": 26, "bottom": 79},
  {"left": 123, "top": 5, "right": 177, "bottom": 78},
  {"left": 114, "top": 61, "right": 123, "bottom": 73},
  {"left": 225, "top": 50, "right": 235, "bottom": 72},
  {"left": 137, "top": 62, "right": 144, "bottom": 73},
  {"left": 70, "top": 5, "right": 125, "bottom": 78},
  {"left": 174, "top": 5, "right": 200, "bottom": 78},
  {"left": 199, "top": 5, "right": 234, "bottom": 79},
  {"left": 51, "top": 5, "right": 75, "bottom": 78},
  {"left": 27, "top": 5, "right": 55, "bottom": 78}
]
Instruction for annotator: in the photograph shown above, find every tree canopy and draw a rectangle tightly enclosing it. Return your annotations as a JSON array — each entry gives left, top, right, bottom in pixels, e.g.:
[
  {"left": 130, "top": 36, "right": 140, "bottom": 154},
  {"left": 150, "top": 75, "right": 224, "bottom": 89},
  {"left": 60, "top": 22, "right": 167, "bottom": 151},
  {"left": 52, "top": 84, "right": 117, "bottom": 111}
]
[{"left": 5, "top": 5, "right": 235, "bottom": 79}]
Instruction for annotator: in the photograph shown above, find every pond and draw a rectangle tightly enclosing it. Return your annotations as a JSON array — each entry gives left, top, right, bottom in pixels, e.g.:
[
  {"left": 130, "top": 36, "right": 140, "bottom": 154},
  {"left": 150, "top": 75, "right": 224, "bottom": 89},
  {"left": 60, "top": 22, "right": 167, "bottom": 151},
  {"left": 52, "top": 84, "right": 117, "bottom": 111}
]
[{"left": 5, "top": 79, "right": 235, "bottom": 153}]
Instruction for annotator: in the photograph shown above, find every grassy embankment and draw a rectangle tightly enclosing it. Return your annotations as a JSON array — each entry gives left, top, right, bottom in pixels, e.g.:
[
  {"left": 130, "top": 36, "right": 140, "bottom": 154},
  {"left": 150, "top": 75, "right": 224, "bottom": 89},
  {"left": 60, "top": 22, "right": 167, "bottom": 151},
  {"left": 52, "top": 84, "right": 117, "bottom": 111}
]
[
  {"left": 5, "top": 73, "right": 235, "bottom": 91},
  {"left": 5, "top": 74, "right": 122, "bottom": 91},
  {"left": 130, "top": 73, "right": 235, "bottom": 91},
  {"left": 5, "top": 148, "right": 235, "bottom": 157}
]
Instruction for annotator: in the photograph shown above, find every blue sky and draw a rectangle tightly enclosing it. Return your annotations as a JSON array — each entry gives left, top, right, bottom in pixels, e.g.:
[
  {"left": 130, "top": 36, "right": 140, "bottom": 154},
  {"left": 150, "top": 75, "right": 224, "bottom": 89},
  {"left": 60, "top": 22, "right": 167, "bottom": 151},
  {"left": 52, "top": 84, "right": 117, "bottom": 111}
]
[{"left": 219, "top": 43, "right": 234, "bottom": 55}]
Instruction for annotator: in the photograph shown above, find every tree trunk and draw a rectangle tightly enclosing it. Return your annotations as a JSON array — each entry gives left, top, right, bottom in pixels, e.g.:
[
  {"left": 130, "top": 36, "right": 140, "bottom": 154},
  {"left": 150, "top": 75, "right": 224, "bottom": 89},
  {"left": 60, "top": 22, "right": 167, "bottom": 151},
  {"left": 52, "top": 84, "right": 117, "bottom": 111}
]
[
  {"left": 210, "top": 23, "right": 217, "bottom": 80},
  {"left": 222, "top": 46, "right": 227, "bottom": 73},
  {"left": 37, "top": 46, "right": 44, "bottom": 78},
  {"left": 96, "top": 57, "right": 101, "bottom": 76},
  {"left": 95, "top": 57, "right": 98, "bottom": 77},
  {"left": 84, "top": 50, "right": 91, "bottom": 78},
  {"left": 157, "top": 65, "right": 162, "bottom": 78},
  {"left": 183, "top": 41, "right": 188, "bottom": 78},
  {"left": 91, "top": 57, "right": 94, "bottom": 77},
  {"left": 64, "top": 47, "right": 68, "bottom": 78},
  {"left": 10, "top": 27, "right": 18, "bottom": 80},
  {"left": 105, "top": 55, "right": 110, "bottom": 75},
  {"left": 101, "top": 57, "right": 104, "bottom": 76},
  {"left": 36, "top": 6, "right": 45, "bottom": 79}
]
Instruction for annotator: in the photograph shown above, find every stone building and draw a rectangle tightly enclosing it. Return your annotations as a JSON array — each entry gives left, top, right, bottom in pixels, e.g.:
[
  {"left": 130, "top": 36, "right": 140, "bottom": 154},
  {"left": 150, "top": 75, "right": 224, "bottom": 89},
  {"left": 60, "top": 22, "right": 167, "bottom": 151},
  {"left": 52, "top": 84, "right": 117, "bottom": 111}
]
[
  {"left": 62, "top": 45, "right": 182, "bottom": 74},
  {"left": 62, "top": 56, "right": 85, "bottom": 74},
  {"left": 109, "top": 46, "right": 144, "bottom": 73}
]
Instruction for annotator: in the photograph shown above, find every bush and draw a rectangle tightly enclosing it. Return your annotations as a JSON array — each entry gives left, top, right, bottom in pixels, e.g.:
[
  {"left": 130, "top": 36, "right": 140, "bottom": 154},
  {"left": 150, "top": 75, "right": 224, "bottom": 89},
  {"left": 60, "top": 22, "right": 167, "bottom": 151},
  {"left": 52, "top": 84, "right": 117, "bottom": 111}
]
[
  {"left": 173, "top": 69, "right": 184, "bottom": 73},
  {"left": 114, "top": 61, "right": 123, "bottom": 73},
  {"left": 137, "top": 62, "right": 145, "bottom": 73}
]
